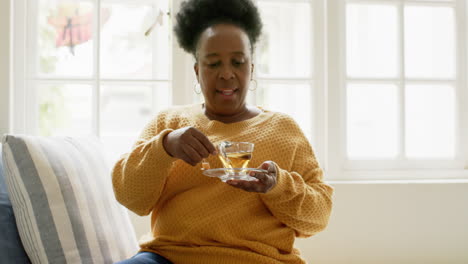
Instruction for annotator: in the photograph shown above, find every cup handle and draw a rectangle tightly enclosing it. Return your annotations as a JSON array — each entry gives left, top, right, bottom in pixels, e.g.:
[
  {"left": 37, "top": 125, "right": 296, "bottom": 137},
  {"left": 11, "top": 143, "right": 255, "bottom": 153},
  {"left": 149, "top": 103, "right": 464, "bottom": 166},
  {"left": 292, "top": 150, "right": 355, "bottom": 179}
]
[{"left": 218, "top": 141, "right": 227, "bottom": 159}]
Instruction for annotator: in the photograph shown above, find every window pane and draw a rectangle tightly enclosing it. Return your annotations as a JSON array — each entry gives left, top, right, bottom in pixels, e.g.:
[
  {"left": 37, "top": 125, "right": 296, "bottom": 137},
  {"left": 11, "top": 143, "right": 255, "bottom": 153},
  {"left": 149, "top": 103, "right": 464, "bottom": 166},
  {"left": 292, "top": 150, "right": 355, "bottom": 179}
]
[
  {"left": 256, "top": 1, "right": 311, "bottom": 78},
  {"left": 100, "top": 1, "right": 170, "bottom": 79},
  {"left": 38, "top": 84, "right": 93, "bottom": 136},
  {"left": 405, "top": 85, "right": 455, "bottom": 158},
  {"left": 100, "top": 83, "right": 171, "bottom": 162},
  {"left": 405, "top": 6, "right": 455, "bottom": 79},
  {"left": 346, "top": 4, "right": 398, "bottom": 78},
  {"left": 38, "top": 0, "right": 94, "bottom": 77},
  {"left": 347, "top": 84, "right": 398, "bottom": 159},
  {"left": 256, "top": 83, "right": 313, "bottom": 140}
]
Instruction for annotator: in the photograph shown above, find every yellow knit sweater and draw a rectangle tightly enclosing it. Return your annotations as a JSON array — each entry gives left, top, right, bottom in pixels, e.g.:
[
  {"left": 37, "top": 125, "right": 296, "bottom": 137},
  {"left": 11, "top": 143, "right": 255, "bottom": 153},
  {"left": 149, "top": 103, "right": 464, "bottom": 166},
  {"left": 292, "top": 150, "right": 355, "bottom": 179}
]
[{"left": 112, "top": 104, "right": 333, "bottom": 264}]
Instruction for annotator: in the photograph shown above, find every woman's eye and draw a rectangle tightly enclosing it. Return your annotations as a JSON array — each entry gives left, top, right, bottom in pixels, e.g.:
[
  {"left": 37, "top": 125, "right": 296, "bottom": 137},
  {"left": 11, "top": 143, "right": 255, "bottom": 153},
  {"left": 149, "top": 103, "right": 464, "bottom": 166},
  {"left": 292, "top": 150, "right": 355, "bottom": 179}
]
[
  {"left": 233, "top": 60, "right": 245, "bottom": 66},
  {"left": 208, "top": 62, "right": 220, "bottom": 68}
]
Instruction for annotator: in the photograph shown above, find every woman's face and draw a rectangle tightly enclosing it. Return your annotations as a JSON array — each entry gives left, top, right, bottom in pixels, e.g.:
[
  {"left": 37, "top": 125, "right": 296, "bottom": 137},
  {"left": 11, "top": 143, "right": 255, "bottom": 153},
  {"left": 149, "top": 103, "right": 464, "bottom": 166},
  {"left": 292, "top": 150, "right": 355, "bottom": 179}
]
[{"left": 195, "top": 24, "right": 253, "bottom": 116}]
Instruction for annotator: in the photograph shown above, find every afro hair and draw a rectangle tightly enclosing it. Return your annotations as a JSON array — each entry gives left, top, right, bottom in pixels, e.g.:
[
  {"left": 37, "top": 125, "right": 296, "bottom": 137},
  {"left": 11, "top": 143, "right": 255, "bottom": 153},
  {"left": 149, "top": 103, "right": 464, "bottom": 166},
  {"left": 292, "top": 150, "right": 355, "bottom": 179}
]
[{"left": 174, "top": 0, "right": 263, "bottom": 57}]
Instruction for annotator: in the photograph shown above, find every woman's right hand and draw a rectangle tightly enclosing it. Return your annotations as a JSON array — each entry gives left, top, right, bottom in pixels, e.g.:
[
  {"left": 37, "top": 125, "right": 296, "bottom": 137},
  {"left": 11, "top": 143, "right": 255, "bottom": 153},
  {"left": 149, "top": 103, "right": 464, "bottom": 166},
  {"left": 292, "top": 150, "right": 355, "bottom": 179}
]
[{"left": 163, "top": 126, "right": 217, "bottom": 166}]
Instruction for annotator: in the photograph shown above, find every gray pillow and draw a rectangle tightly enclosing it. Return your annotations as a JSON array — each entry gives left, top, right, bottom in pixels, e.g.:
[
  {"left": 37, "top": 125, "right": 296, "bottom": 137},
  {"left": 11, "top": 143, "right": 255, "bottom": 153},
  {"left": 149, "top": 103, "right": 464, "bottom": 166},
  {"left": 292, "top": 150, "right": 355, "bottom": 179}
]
[
  {"left": 0, "top": 144, "right": 31, "bottom": 263},
  {"left": 2, "top": 135, "right": 138, "bottom": 264}
]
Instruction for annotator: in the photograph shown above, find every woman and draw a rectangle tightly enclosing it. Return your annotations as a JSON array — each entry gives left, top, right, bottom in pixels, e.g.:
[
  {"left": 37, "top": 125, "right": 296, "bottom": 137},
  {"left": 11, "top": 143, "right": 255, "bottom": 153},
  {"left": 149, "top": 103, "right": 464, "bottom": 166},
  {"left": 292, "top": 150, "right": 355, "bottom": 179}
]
[{"left": 112, "top": 0, "right": 333, "bottom": 263}]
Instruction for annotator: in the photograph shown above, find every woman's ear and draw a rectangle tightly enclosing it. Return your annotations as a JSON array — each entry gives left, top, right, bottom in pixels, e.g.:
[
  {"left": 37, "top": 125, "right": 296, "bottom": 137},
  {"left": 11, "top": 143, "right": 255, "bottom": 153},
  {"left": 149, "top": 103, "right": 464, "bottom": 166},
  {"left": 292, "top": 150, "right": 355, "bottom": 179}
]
[{"left": 194, "top": 62, "right": 199, "bottom": 81}]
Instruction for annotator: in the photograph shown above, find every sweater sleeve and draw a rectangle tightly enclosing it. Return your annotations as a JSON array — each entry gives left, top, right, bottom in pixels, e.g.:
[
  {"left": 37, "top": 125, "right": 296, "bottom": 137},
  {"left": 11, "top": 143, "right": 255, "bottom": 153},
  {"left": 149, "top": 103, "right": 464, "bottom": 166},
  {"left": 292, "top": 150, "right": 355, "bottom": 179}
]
[
  {"left": 111, "top": 112, "right": 177, "bottom": 216},
  {"left": 260, "top": 117, "right": 334, "bottom": 238}
]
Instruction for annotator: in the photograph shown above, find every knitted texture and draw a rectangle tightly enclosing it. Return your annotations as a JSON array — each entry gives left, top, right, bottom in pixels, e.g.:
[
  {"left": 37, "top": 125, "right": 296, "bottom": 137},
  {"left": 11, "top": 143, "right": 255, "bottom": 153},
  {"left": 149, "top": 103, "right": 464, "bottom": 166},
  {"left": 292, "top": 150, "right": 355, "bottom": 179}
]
[{"left": 112, "top": 104, "right": 333, "bottom": 264}]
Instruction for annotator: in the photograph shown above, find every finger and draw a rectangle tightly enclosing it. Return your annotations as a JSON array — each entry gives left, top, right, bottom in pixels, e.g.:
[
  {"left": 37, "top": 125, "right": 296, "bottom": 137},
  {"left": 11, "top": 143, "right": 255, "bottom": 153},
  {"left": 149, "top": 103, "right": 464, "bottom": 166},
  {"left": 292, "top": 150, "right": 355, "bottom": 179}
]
[
  {"left": 181, "top": 144, "right": 202, "bottom": 165},
  {"left": 257, "top": 162, "right": 269, "bottom": 171},
  {"left": 180, "top": 152, "right": 197, "bottom": 166},
  {"left": 260, "top": 161, "right": 276, "bottom": 174},
  {"left": 249, "top": 171, "right": 268, "bottom": 182},
  {"left": 267, "top": 162, "right": 277, "bottom": 174},
  {"left": 185, "top": 137, "right": 210, "bottom": 158},
  {"left": 260, "top": 162, "right": 271, "bottom": 171},
  {"left": 227, "top": 180, "right": 264, "bottom": 193},
  {"left": 190, "top": 129, "right": 217, "bottom": 155}
]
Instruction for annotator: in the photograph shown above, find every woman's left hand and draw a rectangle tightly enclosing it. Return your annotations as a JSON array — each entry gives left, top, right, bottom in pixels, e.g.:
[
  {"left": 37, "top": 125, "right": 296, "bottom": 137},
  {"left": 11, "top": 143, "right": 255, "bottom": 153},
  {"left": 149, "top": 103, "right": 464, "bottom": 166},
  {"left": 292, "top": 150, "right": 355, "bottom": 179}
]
[{"left": 227, "top": 161, "right": 277, "bottom": 193}]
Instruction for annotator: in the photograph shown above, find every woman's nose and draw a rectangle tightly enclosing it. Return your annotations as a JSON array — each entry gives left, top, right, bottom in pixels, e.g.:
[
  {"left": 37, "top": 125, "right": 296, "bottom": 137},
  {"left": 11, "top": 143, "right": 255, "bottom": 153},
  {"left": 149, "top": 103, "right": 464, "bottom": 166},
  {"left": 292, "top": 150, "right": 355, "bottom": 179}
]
[{"left": 219, "top": 65, "right": 235, "bottom": 80}]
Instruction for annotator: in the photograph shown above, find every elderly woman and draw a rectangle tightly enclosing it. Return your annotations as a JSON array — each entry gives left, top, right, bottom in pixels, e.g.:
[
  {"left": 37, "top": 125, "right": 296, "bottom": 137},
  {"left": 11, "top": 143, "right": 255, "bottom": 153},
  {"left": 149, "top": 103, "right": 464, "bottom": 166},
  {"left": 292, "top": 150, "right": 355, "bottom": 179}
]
[{"left": 112, "top": 0, "right": 333, "bottom": 263}]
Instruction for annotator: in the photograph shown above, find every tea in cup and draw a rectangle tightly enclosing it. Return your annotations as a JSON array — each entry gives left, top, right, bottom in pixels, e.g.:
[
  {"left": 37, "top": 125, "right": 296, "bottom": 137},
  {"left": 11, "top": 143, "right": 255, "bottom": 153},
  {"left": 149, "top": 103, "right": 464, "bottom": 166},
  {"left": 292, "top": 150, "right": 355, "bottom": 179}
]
[{"left": 218, "top": 141, "right": 254, "bottom": 169}]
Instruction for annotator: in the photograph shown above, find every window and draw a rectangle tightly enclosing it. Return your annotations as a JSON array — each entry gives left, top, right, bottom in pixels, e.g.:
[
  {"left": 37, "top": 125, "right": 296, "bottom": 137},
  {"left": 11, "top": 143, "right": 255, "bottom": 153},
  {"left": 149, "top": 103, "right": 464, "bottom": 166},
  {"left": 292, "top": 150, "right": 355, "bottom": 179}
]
[
  {"left": 12, "top": 0, "right": 172, "bottom": 162},
  {"left": 254, "top": 0, "right": 315, "bottom": 142},
  {"left": 10, "top": 0, "right": 468, "bottom": 180},
  {"left": 335, "top": 0, "right": 467, "bottom": 176},
  {"left": 192, "top": 0, "right": 324, "bottom": 156}
]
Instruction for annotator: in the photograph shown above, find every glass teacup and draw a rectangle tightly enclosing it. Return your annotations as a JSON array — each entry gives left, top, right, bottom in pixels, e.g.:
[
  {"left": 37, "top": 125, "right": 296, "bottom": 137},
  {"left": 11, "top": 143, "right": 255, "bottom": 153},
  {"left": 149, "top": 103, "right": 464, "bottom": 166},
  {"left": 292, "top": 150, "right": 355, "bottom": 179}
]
[
  {"left": 201, "top": 141, "right": 263, "bottom": 182},
  {"left": 218, "top": 141, "right": 254, "bottom": 170}
]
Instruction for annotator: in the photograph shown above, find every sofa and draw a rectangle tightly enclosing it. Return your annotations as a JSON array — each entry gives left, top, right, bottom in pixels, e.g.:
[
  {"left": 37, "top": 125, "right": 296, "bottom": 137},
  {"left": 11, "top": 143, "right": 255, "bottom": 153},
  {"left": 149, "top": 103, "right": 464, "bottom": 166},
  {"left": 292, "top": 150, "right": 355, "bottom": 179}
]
[{"left": 0, "top": 135, "right": 138, "bottom": 264}]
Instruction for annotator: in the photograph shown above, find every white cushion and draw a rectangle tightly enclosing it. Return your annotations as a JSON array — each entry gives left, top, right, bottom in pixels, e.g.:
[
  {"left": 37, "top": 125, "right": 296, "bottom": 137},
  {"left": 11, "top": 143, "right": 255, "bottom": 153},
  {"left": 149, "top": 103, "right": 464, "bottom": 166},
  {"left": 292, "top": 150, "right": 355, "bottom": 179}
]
[{"left": 1, "top": 135, "right": 138, "bottom": 264}]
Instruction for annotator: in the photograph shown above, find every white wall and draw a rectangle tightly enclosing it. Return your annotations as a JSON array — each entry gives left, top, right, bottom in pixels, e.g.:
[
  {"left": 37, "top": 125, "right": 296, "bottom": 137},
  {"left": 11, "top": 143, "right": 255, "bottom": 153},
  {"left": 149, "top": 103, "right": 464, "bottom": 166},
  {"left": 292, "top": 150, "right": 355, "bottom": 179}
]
[
  {"left": 297, "top": 182, "right": 468, "bottom": 264},
  {"left": 129, "top": 181, "right": 468, "bottom": 264},
  {"left": 0, "top": 0, "right": 11, "bottom": 135}
]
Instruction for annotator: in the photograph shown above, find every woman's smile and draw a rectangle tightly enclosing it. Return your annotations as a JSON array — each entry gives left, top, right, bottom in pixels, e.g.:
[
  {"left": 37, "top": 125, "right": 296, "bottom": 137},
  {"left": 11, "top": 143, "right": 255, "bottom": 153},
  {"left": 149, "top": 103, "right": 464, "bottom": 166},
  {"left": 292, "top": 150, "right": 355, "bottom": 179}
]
[{"left": 216, "top": 88, "right": 238, "bottom": 99}]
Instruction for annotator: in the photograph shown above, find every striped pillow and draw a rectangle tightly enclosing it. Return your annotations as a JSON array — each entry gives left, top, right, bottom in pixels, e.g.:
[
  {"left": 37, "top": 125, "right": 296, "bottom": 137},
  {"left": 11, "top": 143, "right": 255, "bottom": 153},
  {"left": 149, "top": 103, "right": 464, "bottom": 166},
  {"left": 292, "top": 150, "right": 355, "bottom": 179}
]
[{"left": 1, "top": 135, "right": 138, "bottom": 264}]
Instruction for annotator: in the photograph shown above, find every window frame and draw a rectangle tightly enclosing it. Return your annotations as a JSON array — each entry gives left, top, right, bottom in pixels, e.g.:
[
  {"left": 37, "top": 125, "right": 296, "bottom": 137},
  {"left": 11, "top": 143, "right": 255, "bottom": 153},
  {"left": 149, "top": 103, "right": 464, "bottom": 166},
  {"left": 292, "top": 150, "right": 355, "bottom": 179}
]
[
  {"left": 12, "top": 0, "right": 176, "bottom": 137},
  {"left": 327, "top": 0, "right": 468, "bottom": 180},
  {"left": 9, "top": 0, "right": 468, "bottom": 181},
  {"left": 251, "top": 0, "right": 327, "bottom": 166},
  {"left": 0, "top": 0, "right": 11, "bottom": 134}
]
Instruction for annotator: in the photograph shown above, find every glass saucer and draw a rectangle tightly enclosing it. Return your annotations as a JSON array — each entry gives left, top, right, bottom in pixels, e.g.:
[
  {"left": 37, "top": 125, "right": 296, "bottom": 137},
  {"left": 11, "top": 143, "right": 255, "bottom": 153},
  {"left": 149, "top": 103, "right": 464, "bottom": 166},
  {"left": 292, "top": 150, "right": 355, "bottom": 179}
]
[{"left": 202, "top": 168, "right": 268, "bottom": 182}]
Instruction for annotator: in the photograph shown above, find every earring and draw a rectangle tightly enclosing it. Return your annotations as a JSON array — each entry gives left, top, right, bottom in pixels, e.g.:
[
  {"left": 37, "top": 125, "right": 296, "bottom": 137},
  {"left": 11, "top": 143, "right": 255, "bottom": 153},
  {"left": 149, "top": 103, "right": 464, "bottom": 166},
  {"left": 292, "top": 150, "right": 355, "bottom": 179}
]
[
  {"left": 193, "top": 82, "right": 201, "bottom": 94},
  {"left": 249, "top": 79, "right": 257, "bottom": 91}
]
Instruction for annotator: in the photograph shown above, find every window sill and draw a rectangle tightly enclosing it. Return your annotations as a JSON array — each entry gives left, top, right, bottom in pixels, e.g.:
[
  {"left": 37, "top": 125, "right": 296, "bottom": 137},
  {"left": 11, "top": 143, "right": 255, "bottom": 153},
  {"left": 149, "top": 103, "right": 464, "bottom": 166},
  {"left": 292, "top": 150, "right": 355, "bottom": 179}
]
[{"left": 326, "top": 169, "right": 468, "bottom": 183}]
